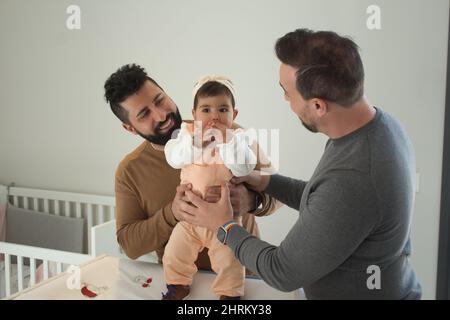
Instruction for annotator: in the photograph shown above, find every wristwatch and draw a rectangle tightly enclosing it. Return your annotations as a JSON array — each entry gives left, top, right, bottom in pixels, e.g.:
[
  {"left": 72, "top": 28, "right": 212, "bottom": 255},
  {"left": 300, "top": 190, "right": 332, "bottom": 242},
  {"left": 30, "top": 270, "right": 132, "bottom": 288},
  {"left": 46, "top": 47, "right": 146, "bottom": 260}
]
[
  {"left": 248, "top": 191, "right": 263, "bottom": 213},
  {"left": 217, "top": 221, "right": 239, "bottom": 244}
]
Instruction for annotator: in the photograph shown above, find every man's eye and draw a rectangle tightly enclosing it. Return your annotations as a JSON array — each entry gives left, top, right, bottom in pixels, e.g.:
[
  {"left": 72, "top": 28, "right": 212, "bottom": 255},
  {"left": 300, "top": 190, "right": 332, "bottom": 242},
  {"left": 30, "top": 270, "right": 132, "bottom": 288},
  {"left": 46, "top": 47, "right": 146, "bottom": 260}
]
[
  {"left": 155, "top": 98, "right": 164, "bottom": 106},
  {"left": 140, "top": 110, "right": 149, "bottom": 119}
]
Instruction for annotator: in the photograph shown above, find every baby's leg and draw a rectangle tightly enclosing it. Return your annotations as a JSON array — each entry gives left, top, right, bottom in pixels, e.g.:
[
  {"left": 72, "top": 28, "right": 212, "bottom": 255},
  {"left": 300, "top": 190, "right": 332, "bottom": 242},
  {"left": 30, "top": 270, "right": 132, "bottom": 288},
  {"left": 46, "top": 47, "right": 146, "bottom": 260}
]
[
  {"left": 163, "top": 222, "right": 204, "bottom": 286},
  {"left": 207, "top": 234, "right": 245, "bottom": 298}
]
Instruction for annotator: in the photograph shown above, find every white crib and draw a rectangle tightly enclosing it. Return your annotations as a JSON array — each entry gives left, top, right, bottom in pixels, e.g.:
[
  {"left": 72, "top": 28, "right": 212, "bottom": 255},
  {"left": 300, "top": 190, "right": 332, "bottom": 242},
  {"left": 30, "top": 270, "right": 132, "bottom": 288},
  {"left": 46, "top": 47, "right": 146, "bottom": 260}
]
[
  {"left": 0, "top": 184, "right": 140, "bottom": 299},
  {"left": 6, "top": 184, "right": 116, "bottom": 254},
  {"left": 0, "top": 242, "right": 92, "bottom": 298}
]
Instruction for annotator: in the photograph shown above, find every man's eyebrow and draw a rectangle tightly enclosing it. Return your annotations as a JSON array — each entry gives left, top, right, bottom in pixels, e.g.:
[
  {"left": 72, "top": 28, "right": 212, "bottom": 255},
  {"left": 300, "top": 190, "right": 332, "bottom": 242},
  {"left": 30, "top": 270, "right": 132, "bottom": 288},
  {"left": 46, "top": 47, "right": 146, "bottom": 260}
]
[
  {"left": 153, "top": 93, "right": 163, "bottom": 103},
  {"left": 136, "top": 106, "right": 149, "bottom": 118},
  {"left": 136, "top": 93, "right": 163, "bottom": 118}
]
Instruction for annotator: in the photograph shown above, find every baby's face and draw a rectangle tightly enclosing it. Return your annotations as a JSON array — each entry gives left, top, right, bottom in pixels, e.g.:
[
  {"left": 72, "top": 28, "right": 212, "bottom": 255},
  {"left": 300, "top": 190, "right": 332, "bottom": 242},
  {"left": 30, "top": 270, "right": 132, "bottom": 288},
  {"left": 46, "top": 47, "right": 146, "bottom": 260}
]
[{"left": 192, "top": 94, "right": 237, "bottom": 130}]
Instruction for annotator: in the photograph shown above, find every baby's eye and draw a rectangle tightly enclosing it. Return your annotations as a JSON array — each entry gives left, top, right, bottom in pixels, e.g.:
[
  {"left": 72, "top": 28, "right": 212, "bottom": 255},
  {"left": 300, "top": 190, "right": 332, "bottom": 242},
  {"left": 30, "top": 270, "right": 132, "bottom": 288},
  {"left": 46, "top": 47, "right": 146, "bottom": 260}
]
[
  {"left": 219, "top": 108, "right": 229, "bottom": 112},
  {"left": 201, "top": 108, "right": 210, "bottom": 113}
]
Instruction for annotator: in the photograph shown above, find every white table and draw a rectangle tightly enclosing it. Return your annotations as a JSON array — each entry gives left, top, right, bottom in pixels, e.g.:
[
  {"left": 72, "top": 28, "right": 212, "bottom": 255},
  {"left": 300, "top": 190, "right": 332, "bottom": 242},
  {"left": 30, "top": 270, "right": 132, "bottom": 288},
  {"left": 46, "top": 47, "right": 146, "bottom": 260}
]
[{"left": 9, "top": 255, "right": 305, "bottom": 300}]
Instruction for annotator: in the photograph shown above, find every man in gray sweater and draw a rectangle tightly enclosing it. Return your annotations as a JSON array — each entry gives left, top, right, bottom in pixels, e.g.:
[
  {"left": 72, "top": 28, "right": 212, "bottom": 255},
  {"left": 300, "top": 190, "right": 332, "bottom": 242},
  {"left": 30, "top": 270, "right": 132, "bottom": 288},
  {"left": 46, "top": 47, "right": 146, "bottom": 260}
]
[{"left": 178, "top": 28, "right": 422, "bottom": 299}]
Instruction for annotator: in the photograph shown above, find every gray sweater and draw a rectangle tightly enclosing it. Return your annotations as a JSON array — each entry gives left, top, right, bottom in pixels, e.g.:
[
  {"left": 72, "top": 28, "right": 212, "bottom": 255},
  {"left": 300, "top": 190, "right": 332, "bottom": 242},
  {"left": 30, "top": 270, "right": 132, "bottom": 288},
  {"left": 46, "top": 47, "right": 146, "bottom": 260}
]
[{"left": 227, "top": 108, "right": 422, "bottom": 299}]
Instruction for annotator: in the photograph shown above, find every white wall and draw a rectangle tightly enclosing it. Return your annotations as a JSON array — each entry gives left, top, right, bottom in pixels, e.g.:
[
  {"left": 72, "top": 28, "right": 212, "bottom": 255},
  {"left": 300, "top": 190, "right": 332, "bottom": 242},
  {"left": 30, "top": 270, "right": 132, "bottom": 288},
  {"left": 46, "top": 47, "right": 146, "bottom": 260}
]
[{"left": 0, "top": 0, "right": 448, "bottom": 299}]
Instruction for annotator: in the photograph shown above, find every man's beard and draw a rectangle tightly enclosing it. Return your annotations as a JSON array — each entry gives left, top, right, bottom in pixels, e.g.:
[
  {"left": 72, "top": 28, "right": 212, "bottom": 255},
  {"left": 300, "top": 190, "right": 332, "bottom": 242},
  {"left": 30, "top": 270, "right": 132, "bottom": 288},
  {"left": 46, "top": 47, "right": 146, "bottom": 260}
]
[
  {"left": 300, "top": 118, "right": 318, "bottom": 133},
  {"left": 302, "top": 121, "right": 317, "bottom": 133},
  {"left": 136, "top": 108, "right": 183, "bottom": 145}
]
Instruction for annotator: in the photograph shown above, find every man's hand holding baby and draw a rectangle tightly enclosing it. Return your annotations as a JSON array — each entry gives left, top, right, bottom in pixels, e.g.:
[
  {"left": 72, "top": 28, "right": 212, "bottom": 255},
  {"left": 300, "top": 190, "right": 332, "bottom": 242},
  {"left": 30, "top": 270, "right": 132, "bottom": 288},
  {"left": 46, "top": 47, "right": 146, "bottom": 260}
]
[
  {"left": 171, "top": 183, "right": 194, "bottom": 222},
  {"left": 204, "top": 183, "right": 256, "bottom": 218},
  {"left": 182, "top": 182, "right": 234, "bottom": 232}
]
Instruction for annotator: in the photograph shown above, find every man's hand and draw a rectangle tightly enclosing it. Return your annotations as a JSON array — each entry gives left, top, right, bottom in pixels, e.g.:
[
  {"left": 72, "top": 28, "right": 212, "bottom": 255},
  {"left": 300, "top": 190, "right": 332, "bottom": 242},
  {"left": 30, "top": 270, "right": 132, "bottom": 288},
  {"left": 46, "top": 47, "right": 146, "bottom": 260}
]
[
  {"left": 204, "top": 186, "right": 221, "bottom": 203},
  {"left": 231, "top": 170, "right": 271, "bottom": 192},
  {"left": 171, "top": 183, "right": 195, "bottom": 222},
  {"left": 204, "top": 183, "right": 255, "bottom": 218},
  {"left": 183, "top": 182, "right": 234, "bottom": 232},
  {"left": 229, "top": 183, "right": 255, "bottom": 218}
]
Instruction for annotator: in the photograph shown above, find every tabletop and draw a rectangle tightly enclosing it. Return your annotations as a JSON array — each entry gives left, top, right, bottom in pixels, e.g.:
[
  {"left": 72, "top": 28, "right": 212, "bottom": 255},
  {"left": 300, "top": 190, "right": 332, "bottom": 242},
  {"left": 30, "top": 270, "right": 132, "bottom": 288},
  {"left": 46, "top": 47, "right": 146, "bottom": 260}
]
[{"left": 9, "top": 255, "right": 305, "bottom": 300}]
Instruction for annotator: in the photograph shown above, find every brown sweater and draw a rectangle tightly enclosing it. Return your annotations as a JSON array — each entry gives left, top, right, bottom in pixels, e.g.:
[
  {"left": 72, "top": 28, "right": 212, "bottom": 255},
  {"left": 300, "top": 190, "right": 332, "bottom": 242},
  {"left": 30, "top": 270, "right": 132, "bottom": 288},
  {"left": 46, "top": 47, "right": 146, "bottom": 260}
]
[{"left": 115, "top": 132, "right": 279, "bottom": 267}]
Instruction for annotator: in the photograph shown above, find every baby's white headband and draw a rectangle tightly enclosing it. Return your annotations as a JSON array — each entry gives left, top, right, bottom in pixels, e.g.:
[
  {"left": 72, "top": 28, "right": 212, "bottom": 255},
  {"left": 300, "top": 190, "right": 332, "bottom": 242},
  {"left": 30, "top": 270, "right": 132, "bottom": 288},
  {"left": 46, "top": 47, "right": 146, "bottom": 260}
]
[{"left": 192, "top": 75, "right": 236, "bottom": 100}]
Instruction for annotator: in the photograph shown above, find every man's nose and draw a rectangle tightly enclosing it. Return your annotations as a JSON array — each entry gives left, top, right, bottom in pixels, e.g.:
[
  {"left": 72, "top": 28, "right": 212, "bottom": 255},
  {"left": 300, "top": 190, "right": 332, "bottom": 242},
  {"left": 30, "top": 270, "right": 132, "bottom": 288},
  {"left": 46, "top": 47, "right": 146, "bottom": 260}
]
[{"left": 152, "top": 106, "right": 167, "bottom": 122}]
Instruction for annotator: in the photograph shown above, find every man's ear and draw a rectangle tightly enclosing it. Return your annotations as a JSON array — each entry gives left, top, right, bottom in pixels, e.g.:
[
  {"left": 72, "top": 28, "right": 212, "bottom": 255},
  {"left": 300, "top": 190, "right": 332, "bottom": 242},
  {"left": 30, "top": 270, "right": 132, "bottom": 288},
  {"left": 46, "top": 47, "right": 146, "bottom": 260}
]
[
  {"left": 233, "top": 108, "right": 238, "bottom": 120},
  {"left": 313, "top": 99, "right": 328, "bottom": 118},
  {"left": 122, "top": 122, "right": 137, "bottom": 135}
]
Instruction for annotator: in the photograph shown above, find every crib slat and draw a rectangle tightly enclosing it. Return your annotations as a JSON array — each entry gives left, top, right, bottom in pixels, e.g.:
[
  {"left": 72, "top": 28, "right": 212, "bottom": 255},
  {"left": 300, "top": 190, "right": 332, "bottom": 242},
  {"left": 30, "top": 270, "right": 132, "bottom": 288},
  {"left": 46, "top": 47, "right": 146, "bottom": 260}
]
[
  {"left": 109, "top": 206, "right": 113, "bottom": 221},
  {"left": 87, "top": 204, "right": 93, "bottom": 254},
  {"left": 111, "top": 206, "right": 116, "bottom": 219},
  {"left": 75, "top": 202, "right": 82, "bottom": 218},
  {"left": 23, "top": 197, "right": 29, "bottom": 210},
  {"left": 54, "top": 200, "right": 60, "bottom": 216},
  {"left": 11, "top": 195, "right": 18, "bottom": 207},
  {"left": 17, "top": 256, "right": 23, "bottom": 291},
  {"left": 105, "top": 206, "right": 111, "bottom": 221},
  {"left": 5, "top": 254, "right": 11, "bottom": 297},
  {"left": 44, "top": 199, "right": 49, "bottom": 213},
  {"left": 33, "top": 198, "right": 38, "bottom": 211},
  {"left": 56, "top": 262, "right": 62, "bottom": 274},
  {"left": 43, "top": 260, "right": 49, "bottom": 280},
  {"left": 30, "top": 258, "right": 36, "bottom": 286},
  {"left": 98, "top": 205, "right": 104, "bottom": 225},
  {"left": 65, "top": 201, "right": 70, "bottom": 217}
]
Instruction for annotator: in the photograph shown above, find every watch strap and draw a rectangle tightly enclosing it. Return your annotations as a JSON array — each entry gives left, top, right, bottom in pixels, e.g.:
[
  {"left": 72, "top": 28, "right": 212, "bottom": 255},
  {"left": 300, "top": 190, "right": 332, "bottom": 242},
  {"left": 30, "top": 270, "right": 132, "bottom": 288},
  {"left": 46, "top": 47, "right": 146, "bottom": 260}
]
[{"left": 218, "top": 220, "right": 239, "bottom": 244}]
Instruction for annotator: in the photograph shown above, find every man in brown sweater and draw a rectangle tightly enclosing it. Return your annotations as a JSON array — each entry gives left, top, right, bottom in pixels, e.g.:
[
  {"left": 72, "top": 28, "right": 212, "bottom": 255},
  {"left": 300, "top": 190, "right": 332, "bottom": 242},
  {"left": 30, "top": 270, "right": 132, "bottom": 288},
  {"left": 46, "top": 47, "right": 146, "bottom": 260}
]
[{"left": 103, "top": 64, "right": 278, "bottom": 269}]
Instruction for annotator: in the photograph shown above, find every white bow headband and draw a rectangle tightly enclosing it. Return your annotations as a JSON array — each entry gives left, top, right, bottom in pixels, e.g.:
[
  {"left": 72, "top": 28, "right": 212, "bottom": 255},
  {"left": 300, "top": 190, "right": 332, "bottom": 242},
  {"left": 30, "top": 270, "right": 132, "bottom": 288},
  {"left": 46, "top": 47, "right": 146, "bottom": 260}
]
[{"left": 192, "top": 75, "right": 236, "bottom": 99}]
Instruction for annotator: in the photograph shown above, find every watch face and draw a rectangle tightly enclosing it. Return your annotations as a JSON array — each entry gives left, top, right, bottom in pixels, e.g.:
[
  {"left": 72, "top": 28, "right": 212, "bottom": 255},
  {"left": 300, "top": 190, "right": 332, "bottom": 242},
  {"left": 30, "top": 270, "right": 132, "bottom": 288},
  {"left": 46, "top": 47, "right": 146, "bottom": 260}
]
[{"left": 217, "top": 227, "right": 226, "bottom": 243}]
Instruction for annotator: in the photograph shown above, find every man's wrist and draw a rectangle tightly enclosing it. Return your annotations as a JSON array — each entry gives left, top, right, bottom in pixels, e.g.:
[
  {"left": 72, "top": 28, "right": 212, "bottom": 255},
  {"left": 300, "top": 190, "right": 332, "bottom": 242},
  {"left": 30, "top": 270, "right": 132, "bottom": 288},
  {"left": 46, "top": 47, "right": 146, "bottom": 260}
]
[
  {"left": 261, "top": 174, "right": 271, "bottom": 192},
  {"left": 248, "top": 190, "right": 263, "bottom": 213},
  {"left": 217, "top": 220, "right": 239, "bottom": 244},
  {"left": 170, "top": 201, "right": 180, "bottom": 223}
]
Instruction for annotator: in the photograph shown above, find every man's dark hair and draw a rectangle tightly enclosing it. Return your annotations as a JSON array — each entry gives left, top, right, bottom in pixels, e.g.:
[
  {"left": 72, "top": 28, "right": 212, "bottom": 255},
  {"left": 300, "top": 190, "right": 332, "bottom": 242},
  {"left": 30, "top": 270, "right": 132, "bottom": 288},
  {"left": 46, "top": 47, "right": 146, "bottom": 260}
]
[
  {"left": 275, "top": 28, "right": 364, "bottom": 107},
  {"left": 193, "top": 81, "right": 235, "bottom": 109},
  {"left": 104, "top": 64, "right": 162, "bottom": 123}
]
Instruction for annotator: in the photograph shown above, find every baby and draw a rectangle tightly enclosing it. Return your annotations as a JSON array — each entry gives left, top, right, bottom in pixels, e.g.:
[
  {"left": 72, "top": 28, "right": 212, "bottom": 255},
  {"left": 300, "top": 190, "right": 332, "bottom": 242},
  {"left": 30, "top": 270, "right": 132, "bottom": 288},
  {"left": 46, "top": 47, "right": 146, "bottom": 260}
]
[{"left": 162, "top": 75, "right": 256, "bottom": 300}]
